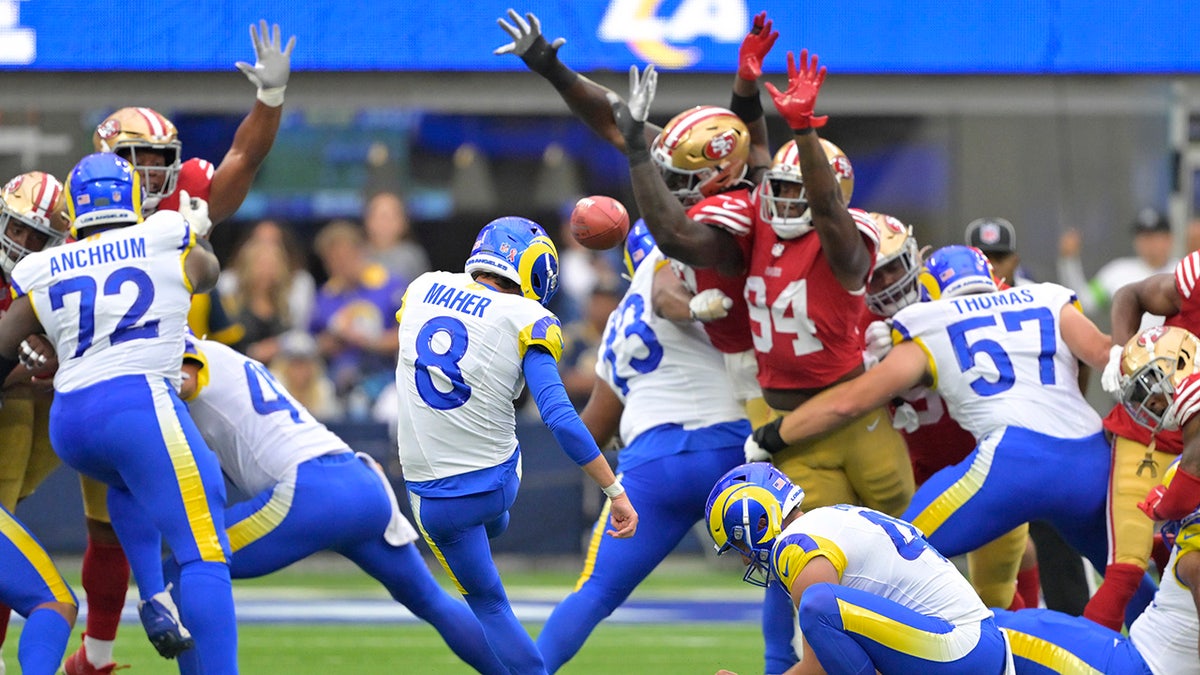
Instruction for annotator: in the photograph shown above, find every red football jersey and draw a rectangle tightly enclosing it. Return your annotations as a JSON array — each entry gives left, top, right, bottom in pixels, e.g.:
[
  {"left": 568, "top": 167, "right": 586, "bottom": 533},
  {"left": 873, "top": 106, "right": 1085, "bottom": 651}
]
[
  {"left": 1103, "top": 251, "right": 1200, "bottom": 454},
  {"left": 154, "top": 158, "right": 215, "bottom": 213},
  {"left": 743, "top": 207, "right": 878, "bottom": 390},
  {"left": 681, "top": 189, "right": 755, "bottom": 355}
]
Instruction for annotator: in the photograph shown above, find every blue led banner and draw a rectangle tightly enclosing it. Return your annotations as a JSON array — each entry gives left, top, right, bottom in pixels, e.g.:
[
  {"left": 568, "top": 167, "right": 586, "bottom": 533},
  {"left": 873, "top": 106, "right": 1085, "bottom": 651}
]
[{"left": 3, "top": 0, "right": 1198, "bottom": 74}]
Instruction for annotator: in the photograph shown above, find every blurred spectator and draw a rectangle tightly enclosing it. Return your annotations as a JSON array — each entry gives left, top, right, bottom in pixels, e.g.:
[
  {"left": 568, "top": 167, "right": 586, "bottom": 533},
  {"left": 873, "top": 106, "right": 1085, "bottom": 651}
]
[
  {"left": 227, "top": 236, "right": 293, "bottom": 363},
  {"left": 310, "top": 219, "right": 405, "bottom": 401},
  {"left": 964, "top": 217, "right": 1034, "bottom": 286},
  {"left": 218, "top": 219, "right": 316, "bottom": 332},
  {"left": 269, "top": 331, "right": 343, "bottom": 422},
  {"left": 363, "top": 190, "right": 430, "bottom": 283},
  {"left": 1057, "top": 208, "right": 1177, "bottom": 325},
  {"left": 559, "top": 278, "right": 624, "bottom": 407}
]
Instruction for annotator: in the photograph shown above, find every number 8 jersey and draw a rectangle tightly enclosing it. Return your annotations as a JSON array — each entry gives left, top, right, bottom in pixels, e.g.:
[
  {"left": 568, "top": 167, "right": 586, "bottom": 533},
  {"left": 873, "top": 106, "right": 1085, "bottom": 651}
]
[
  {"left": 10, "top": 210, "right": 199, "bottom": 392},
  {"left": 395, "top": 271, "right": 563, "bottom": 483},
  {"left": 889, "top": 282, "right": 1103, "bottom": 440}
]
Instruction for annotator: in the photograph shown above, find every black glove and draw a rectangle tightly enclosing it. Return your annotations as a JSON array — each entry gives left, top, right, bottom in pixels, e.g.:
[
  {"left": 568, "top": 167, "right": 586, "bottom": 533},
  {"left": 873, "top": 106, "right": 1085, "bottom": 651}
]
[
  {"left": 753, "top": 418, "right": 787, "bottom": 455},
  {"left": 610, "top": 95, "right": 648, "bottom": 162}
]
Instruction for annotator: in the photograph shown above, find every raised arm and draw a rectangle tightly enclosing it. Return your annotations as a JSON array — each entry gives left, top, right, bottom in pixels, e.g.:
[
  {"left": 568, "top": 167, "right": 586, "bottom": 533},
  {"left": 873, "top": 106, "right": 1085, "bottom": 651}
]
[
  {"left": 730, "top": 11, "right": 778, "bottom": 180},
  {"left": 208, "top": 21, "right": 295, "bottom": 224},
  {"left": 495, "top": 9, "right": 660, "bottom": 151},
  {"left": 1111, "top": 272, "right": 1181, "bottom": 346},
  {"left": 766, "top": 50, "right": 871, "bottom": 291}
]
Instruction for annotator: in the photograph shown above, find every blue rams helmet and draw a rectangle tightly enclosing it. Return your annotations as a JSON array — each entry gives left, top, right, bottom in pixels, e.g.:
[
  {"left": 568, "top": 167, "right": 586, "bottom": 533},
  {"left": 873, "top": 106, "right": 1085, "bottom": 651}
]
[
  {"left": 705, "top": 463, "right": 805, "bottom": 587},
  {"left": 623, "top": 218, "right": 656, "bottom": 278},
  {"left": 465, "top": 216, "right": 559, "bottom": 307},
  {"left": 919, "top": 245, "right": 997, "bottom": 301},
  {"left": 64, "top": 153, "right": 143, "bottom": 237}
]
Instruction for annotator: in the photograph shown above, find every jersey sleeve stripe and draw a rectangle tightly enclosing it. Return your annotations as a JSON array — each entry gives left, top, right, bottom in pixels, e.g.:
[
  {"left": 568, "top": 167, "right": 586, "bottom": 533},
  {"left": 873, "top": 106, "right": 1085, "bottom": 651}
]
[
  {"left": 695, "top": 213, "right": 752, "bottom": 234},
  {"left": 1170, "top": 376, "right": 1200, "bottom": 428},
  {"left": 1176, "top": 251, "right": 1200, "bottom": 300}
]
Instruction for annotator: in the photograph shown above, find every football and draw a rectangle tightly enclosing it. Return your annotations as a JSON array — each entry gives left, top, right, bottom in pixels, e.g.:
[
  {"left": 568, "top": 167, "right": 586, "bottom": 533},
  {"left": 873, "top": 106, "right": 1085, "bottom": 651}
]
[{"left": 570, "top": 195, "right": 630, "bottom": 250}]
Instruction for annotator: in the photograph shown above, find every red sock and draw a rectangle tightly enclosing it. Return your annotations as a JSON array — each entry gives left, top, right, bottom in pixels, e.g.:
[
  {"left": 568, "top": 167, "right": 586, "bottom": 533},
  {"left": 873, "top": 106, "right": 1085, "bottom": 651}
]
[
  {"left": 1006, "top": 590, "right": 1026, "bottom": 610},
  {"left": 1150, "top": 534, "right": 1171, "bottom": 575},
  {"left": 0, "top": 602, "right": 9, "bottom": 646},
  {"left": 81, "top": 537, "right": 131, "bottom": 641},
  {"left": 1083, "top": 562, "right": 1144, "bottom": 631},
  {"left": 1016, "top": 564, "right": 1041, "bottom": 609}
]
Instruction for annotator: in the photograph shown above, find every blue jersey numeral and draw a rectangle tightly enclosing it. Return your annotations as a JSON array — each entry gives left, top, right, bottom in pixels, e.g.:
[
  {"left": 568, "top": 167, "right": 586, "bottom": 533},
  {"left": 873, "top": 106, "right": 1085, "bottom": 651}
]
[
  {"left": 414, "top": 316, "right": 472, "bottom": 410},
  {"left": 855, "top": 509, "right": 939, "bottom": 561},
  {"left": 601, "top": 293, "right": 663, "bottom": 395},
  {"left": 244, "top": 360, "right": 302, "bottom": 423},
  {"left": 48, "top": 266, "right": 160, "bottom": 359},
  {"left": 946, "top": 307, "right": 1057, "bottom": 396}
]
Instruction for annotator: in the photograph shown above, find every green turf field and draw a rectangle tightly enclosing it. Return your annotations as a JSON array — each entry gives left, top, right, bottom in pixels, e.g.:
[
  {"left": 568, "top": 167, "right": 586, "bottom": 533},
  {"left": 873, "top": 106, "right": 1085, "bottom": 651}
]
[{"left": 9, "top": 554, "right": 767, "bottom": 674}]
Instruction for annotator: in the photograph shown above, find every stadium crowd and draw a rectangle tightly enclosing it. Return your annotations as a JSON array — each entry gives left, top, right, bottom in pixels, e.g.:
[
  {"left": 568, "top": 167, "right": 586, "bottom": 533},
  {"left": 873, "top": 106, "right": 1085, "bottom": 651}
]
[{"left": 0, "top": 8, "right": 1196, "bottom": 675}]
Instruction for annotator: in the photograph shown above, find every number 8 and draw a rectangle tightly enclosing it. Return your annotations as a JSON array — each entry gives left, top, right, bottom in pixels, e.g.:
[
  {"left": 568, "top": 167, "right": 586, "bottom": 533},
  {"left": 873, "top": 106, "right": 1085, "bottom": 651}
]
[{"left": 415, "top": 316, "right": 473, "bottom": 410}]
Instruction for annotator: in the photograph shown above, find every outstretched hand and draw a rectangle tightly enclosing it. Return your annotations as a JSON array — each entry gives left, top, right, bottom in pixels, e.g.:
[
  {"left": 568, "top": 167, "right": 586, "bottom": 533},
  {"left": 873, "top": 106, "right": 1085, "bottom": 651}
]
[
  {"left": 495, "top": 9, "right": 565, "bottom": 73},
  {"left": 738, "top": 11, "right": 778, "bottom": 81},
  {"left": 627, "top": 64, "right": 657, "bottom": 123},
  {"left": 764, "top": 49, "right": 828, "bottom": 131},
  {"left": 236, "top": 20, "right": 296, "bottom": 104}
]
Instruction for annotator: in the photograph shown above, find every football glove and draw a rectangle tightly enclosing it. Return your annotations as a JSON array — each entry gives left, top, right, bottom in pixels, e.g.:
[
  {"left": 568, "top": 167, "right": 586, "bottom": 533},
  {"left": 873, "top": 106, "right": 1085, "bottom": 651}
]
[
  {"left": 737, "top": 11, "right": 778, "bottom": 82},
  {"left": 177, "top": 191, "right": 213, "bottom": 238},
  {"left": 764, "top": 49, "right": 828, "bottom": 131},
  {"left": 689, "top": 288, "right": 733, "bottom": 322},
  {"left": 1100, "top": 344, "right": 1125, "bottom": 396},
  {"left": 236, "top": 20, "right": 296, "bottom": 107}
]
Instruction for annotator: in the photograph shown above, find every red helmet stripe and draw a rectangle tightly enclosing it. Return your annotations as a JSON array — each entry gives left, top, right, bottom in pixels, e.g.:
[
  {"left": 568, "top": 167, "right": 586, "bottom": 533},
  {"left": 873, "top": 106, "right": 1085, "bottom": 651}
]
[
  {"left": 135, "top": 107, "right": 168, "bottom": 137},
  {"left": 664, "top": 107, "right": 732, "bottom": 148}
]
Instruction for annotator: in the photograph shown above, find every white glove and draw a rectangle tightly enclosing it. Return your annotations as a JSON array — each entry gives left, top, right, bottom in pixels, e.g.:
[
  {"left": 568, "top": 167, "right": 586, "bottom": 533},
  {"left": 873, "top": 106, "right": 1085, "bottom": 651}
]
[
  {"left": 864, "top": 320, "right": 893, "bottom": 365},
  {"left": 1100, "top": 344, "right": 1125, "bottom": 396},
  {"left": 689, "top": 288, "right": 733, "bottom": 322},
  {"left": 18, "top": 337, "right": 48, "bottom": 370},
  {"left": 494, "top": 9, "right": 565, "bottom": 57},
  {"left": 891, "top": 402, "right": 920, "bottom": 433},
  {"left": 236, "top": 20, "right": 296, "bottom": 107},
  {"left": 744, "top": 435, "right": 771, "bottom": 463},
  {"left": 627, "top": 64, "right": 657, "bottom": 123},
  {"left": 177, "top": 191, "right": 213, "bottom": 238}
]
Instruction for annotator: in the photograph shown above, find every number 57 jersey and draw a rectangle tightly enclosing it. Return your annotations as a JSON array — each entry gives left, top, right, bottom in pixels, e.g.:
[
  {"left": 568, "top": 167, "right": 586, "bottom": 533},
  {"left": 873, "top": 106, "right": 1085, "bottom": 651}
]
[
  {"left": 395, "top": 271, "right": 563, "bottom": 483},
  {"left": 11, "top": 211, "right": 199, "bottom": 392},
  {"left": 890, "top": 283, "right": 1102, "bottom": 440}
]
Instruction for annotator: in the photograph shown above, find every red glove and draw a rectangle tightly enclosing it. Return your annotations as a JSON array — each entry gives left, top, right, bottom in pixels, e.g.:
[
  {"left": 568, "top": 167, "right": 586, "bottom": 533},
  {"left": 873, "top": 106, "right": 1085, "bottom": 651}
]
[
  {"left": 764, "top": 49, "right": 828, "bottom": 130},
  {"left": 737, "top": 11, "right": 778, "bottom": 82},
  {"left": 1139, "top": 465, "right": 1200, "bottom": 521}
]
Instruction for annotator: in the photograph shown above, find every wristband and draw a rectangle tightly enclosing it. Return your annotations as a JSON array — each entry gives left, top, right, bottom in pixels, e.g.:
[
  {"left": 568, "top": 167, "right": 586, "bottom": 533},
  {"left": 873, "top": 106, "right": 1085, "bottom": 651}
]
[
  {"left": 729, "top": 91, "right": 763, "bottom": 123},
  {"left": 793, "top": 127, "right": 816, "bottom": 136},
  {"left": 602, "top": 479, "right": 625, "bottom": 499},
  {"left": 754, "top": 417, "right": 787, "bottom": 454},
  {"left": 257, "top": 86, "right": 286, "bottom": 107}
]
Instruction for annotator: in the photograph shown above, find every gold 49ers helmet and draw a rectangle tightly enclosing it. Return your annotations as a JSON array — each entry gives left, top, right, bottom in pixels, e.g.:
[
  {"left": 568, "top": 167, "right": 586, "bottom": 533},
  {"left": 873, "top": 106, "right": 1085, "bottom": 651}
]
[
  {"left": 1119, "top": 325, "right": 1200, "bottom": 432},
  {"left": 0, "top": 172, "right": 69, "bottom": 277},
  {"left": 93, "top": 107, "right": 182, "bottom": 203},
  {"left": 650, "top": 106, "right": 750, "bottom": 207},
  {"left": 865, "top": 213, "right": 922, "bottom": 317},
  {"left": 758, "top": 138, "right": 854, "bottom": 240}
]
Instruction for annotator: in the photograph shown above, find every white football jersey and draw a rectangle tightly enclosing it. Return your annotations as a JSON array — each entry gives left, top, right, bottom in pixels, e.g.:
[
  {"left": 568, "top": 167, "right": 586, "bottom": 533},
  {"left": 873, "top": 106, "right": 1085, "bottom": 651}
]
[
  {"left": 596, "top": 248, "right": 745, "bottom": 443},
  {"left": 890, "top": 283, "right": 1102, "bottom": 440},
  {"left": 11, "top": 211, "right": 197, "bottom": 392},
  {"left": 772, "top": 505, "right": 992, "bottom": 626},
  {"left": 1129, "top": 544, "right": 1200, "bottom": 675},
  {"left": 184, "top": 338, "right": 349, "bottom": 496},
  {"left": 395, "top": 271, "right": 563, "bottom": 483}
]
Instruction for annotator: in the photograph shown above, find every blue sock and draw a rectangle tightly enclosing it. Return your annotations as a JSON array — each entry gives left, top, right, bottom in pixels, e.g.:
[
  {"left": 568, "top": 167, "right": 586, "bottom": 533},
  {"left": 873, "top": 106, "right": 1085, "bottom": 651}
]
[
  {"left": 178, "top": 561, "right": 238, "bottom": 675},
  {"left": 18, "top": 607, "right": 72, "bottom": 675}
]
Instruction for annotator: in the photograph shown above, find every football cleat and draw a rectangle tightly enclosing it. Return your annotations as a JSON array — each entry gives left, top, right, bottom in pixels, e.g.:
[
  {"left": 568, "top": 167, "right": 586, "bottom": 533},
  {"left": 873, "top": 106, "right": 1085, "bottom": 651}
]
[
  {"left": 465, "top": 216, "right": 559, "bottom": 307},
  {"left": 757, "top": 138, "right": 854, "bottom": 240},
  {"left": 137, "top": 584, "right": 194, "bottom": 659},
  {"left": 651, "top": 106, "right": 750, "bottom": 207}
]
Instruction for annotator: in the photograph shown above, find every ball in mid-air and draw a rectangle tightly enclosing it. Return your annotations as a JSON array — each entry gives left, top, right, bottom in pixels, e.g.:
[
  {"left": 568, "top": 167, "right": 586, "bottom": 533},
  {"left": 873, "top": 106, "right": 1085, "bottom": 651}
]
[{"left": 570, "top": 195, "right": 630, "bottom": 250}]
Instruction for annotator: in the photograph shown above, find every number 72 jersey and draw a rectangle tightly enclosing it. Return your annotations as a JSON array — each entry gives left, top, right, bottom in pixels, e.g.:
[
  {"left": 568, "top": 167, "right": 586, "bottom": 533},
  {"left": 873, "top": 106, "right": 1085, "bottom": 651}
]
[
  {"left": 11, "top": 210, "right": 198, "bottom": 392},
  {"left": 889, "top": 282, "right": 1103, "bottom": 440}
]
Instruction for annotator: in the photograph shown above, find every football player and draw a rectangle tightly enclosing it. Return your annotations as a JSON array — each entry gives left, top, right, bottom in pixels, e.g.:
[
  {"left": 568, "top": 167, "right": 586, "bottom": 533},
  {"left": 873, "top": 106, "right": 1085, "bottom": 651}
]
[
  {"left": 1084, "top": 250, "right": 1200, "bottom": 630},
  {"left": 747, "top": 245, "right": 1155, "bottom": 625},
  {"left": 0, "top": 503, "right": 76, "bottom": 675},
  {"left": 167, "top": 336, "right": 505, "bottom": 674},
  {"left": 496, "top": 9, "right": 771, "bottom": 429},
  {"left": 992, "top": 460, "right": 1199, "bottom": 675},
  {"left": 64, "top": 21, "right": 293, "bottom": 672},
  {"left": 862, "top": 216, "right": 1036, "bottom": 611},
  {"left": 706, "top": 463, "right": 1011, "bottom": 675},
  {"left": 536, "top": 222, "right": 749, "bottom": 672},
  {"left": 0, "top": 154, "right": 236, "bottom": 672},
  {"left": 395, "top": 216, "right": 636, "bottom": 674}
]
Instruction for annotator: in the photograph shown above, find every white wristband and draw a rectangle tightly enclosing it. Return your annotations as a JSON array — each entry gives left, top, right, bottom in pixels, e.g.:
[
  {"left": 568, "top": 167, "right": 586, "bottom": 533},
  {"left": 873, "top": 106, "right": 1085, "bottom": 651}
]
[
  {"left": 257, "top": 85, "right": 286, "bottom": 107},
  {"left": 602, "top": 480, "right": 625, "bottom": 499}
]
